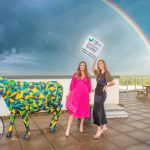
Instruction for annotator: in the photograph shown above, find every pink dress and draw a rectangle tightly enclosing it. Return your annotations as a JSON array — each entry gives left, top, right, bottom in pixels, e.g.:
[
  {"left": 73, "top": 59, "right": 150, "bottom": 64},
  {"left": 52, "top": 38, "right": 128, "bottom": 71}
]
[{"left": 65, "top": 72, "right": 92, "bottom": 118}]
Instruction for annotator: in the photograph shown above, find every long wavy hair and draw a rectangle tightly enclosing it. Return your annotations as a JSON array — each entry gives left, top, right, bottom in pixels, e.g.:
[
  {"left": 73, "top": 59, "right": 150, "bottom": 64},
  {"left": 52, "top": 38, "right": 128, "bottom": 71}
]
[
  {"left": 97, "top": 59, "right": 108, "bottom": 79},
  {"left": 76, "top": 61, "right": 91, "bottom": 80}
]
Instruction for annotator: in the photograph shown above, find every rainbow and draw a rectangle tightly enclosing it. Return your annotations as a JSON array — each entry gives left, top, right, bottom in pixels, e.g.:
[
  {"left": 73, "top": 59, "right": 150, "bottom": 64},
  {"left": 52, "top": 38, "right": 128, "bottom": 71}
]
[{"left": 102, "top": 0, "right": 150, "bottom": 50}]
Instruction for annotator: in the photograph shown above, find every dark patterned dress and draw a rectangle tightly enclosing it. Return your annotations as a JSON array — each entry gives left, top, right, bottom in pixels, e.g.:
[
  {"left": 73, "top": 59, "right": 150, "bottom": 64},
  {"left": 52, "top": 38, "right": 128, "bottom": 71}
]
[{"left": 93, "top": 69, "right": 113, "bottom": 126}]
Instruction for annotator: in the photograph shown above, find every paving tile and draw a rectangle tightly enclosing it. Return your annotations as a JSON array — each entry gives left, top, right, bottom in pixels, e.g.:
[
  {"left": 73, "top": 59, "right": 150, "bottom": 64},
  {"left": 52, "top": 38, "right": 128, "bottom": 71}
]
[
  {"left": 19, "top": 134, "right": 52, "bottom": 150},
  {"left": 15, "top": 123, "right": 39, "bottom": 132},
  {"left": 44, "top": 131, "right": 80, "bottom": 150},
  {"left": 126, "top": 143, "right": 150, "bottom": 150},
  {"left": 0, "top": 134, "right": 18, "bottom": 145},
  {"left": 125, "top": 106, "right": 138, "bottom": 110},
  {"left": 126, "top": 105, "right": 137, "bottom": 108},
  {"left": 108, "top": 134, "right": 139, "bottom": 148},
  {"left": 141, "top": 113, "right": 150, "bottom": 118},
  {"left": 142, "top": 127, "right": 150, "bottom": 134},
  {"left": 127, "top": 110, "right": 143, "bottom": 115},
  {"left": 136, "top": 105, "right": 148, "bottom": 109},
  {"left": 102, "top": 128, "right": 120, "bottom": 137},
  {"left": 113, "top": 118, "right": 136, "bottom": 123},
  {"left": 128, "top": 115, "right": 147, "bottom": 120},
  {"left": 0, "top": 140, "right": 21, "bottom": 150},
  {"left": 56, "top": 144, "right": 82, "bottom": 150},
  {"left": 144, "top": 140, "right": 150, "bottom": 145},
  {"left": 140, "top": 109, "right": 150, "bottom": 113},
  {"left": 127, "top": 121, "right": 150, "bottom": 129},
  {"left": 80, "top": 140, "right": 123, "bottom": 150},
  {"left": 126, "top": 130, "right": 150, "bottom": 141},
  {"left": 49, "top": 147, "right": 56, "bottom": 150},
  {"left": 71, "top": 131, "right": 93, "bottom": 143},
  {"left": 107, "top": 119, "right": 123, "bottom": 127},
  {"left": 70, "top": 125, "right": 110, "bottom": 143},
  {"left": 140, "top": 119, "right": 150, "bottom": 125},
  {"left": 29, "top": 129, "right": 43, "bottom": 137},
  {"left": 31, "top": 115, "right": 52, "bottom": 123},
  {"left": 35, "top": 122, "right": 50, "bottom": 129},
  {"left": 110, "top": 124, "right": 136, "bottom": 133}
]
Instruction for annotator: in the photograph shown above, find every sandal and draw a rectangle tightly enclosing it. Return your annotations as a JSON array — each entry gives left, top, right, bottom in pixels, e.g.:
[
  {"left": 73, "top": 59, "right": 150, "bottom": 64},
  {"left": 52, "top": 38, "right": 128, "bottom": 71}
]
[
  {"left": 80, "top": 125, "right": 83, "bottom": 133},
  {"left": 93, "top": 130, "right": 103, "bottom": 139},
  {"left": 65, "top": 128, "right": 70, "bottom": 137}
]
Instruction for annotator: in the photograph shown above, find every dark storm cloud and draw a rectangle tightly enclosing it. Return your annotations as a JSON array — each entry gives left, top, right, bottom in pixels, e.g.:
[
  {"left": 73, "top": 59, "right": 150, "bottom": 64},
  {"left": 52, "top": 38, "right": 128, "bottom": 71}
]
[
  {"left": 0, "top": 0, "right": 150, "bottom": 75},
  {"left": 0, "top": 0, "right": 108, "bottom": 54}
]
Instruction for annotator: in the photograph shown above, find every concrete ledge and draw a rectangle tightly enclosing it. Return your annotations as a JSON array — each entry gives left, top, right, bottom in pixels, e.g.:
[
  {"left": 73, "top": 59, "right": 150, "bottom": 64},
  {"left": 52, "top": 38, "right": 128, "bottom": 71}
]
[{"left": 105, "top": 104, "right": 128, "bottom": 118}]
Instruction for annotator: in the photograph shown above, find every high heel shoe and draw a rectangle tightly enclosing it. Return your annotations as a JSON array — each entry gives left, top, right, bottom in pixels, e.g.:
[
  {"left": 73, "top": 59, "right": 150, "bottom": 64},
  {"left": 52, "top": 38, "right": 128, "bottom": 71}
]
[
  {"left": 102, "top": 125, "right": 108, "bottom": 131},
  {"left": 65, "top": 128, "right": 70, "bottom": 137},
  {"left": 103, "top": 127, "right": 108, "bottom": 131},
  {"left": 79, "top": 125, "right": 83, "bottom": 133},
  {"left": 93, "top": 130, "right": 103, "bottom": 139}
]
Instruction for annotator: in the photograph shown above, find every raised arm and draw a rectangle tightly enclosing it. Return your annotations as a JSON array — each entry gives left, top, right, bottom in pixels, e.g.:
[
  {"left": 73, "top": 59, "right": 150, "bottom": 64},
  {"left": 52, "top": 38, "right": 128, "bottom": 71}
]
[{"left": 91, "top": 57, "right": 97, "bottom": 72}]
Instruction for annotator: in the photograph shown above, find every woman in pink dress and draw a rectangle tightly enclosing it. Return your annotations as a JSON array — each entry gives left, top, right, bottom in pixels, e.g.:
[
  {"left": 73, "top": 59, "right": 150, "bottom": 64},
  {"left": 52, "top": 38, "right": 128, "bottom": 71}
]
[{"left": 65, "top": 61, "right": 92, "bottom": 136}]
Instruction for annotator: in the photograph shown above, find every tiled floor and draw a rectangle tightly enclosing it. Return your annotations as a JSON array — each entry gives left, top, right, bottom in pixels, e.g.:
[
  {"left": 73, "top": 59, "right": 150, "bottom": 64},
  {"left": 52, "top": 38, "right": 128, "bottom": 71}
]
[{"left": 0, "top": 92, "right": 150, "bottom": 150}]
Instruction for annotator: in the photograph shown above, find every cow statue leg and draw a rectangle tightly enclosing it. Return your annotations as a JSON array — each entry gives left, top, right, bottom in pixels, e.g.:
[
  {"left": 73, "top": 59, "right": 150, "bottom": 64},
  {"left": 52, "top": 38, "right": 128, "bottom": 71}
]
[
  {"left": 6, "top": 112, "right": 16, "bottom": 137},
  {"left": 20, "top": 110, "right": 30, "bottom": 140},
  {"left": 49, "top": 106, "right": 62, "bottom": 132},
  {"left": 49, "top": 84, "right": 63, "bottom": 132}
]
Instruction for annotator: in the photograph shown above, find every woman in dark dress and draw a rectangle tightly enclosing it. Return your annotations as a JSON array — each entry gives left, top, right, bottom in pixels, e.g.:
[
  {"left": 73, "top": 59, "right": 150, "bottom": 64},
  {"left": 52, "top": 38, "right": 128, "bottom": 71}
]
[{"left": 92, "top": 58, "right": 115, "bottom": 139}]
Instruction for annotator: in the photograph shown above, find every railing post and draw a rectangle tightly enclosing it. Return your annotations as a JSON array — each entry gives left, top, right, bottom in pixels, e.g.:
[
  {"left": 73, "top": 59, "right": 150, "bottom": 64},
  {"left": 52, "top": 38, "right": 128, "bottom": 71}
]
[
  {"left": 135, "top": 78, "right": 137, "bottom": 91},
  {"left": 126, "top": 79, "right": 128, "bottom": 93},
  {"left": 142, "top": 78, "right": 144, "bottom": 89}
]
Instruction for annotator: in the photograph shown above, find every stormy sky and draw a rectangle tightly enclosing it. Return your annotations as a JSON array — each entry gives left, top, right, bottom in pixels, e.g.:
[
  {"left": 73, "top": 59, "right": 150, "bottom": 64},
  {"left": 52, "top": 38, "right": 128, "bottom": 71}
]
[{"left": 0, "top": 0, "right": 150, "bottom": 75}]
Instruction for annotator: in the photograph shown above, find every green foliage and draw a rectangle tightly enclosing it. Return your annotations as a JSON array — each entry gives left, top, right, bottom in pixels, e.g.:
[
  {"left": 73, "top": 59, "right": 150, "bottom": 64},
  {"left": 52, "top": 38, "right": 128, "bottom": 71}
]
[
  {"left": 119, "top": 75, "right": 150, "bottom": 86},
  {"left": 0, "top": 76, "right": 6, "bottom": 80}
]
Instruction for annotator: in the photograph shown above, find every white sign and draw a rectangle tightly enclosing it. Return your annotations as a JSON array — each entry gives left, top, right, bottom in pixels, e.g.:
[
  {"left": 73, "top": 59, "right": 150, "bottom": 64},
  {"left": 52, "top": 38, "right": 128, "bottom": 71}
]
[{"left": 81, "top": 35, "right": 104, "bottom": 58}]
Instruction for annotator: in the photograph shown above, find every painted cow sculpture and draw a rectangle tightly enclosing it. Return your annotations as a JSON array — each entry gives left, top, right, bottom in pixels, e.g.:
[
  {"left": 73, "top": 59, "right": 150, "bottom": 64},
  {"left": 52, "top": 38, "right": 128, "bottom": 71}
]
[{"left": 0, "top": 77, "right": 63, "bottom": 139}]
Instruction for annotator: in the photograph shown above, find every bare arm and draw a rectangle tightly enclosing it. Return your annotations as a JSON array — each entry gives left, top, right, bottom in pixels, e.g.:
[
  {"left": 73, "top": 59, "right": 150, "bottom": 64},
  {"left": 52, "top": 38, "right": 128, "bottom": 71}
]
[
  {"left": 91, "top": 57, "right": 98, "bottom": 72},
  {"left": 106, "top": 80, "right": 115, "bottom": 87},
  {"left": 103, "top": 80, "right": 115, "bottom": 91}
]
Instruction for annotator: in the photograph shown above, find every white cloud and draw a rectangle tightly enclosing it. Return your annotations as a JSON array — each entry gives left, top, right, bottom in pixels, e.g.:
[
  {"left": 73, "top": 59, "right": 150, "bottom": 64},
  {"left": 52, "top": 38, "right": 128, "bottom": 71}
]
[
  {"left": 0, "top": 69, "right": 12, "bottom": 75},
  {"left": 0, "top": 52, "right": 38, "bottom": 65}
]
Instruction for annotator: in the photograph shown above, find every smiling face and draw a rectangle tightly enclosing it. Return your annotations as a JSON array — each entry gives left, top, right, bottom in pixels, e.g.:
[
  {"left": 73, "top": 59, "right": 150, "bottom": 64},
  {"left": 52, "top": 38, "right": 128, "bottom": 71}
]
[
  {"left": 97, "top": 59, "right": 107, "bottom": 72},
  {"left": 77, "top": 61, "right": 90, "bottom": 80},
  {"left": 79, "top": 62, "right": 86, "bottom": 72},
  {"left": 98, "top": 61, "right": 104, "bottom": 70}
]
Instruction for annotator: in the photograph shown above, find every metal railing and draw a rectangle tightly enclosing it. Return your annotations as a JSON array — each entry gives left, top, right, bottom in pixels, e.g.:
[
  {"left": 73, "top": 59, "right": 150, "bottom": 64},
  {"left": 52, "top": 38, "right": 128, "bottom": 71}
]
[{"left": 119, "top": 77, "right": 150, "bottom": 93}]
